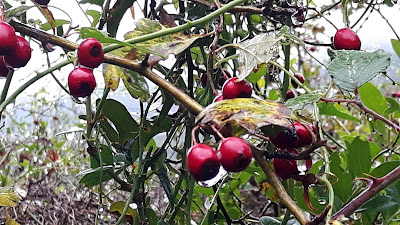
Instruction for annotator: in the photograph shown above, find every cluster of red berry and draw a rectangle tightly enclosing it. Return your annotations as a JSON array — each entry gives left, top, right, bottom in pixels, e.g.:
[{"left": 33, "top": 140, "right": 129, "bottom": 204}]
[
  {"left": 0, "top": 22, "right": 32, "bottom": 77},
  {"left": 187, "top": 136, "right": 252, "bottom": 181},
  {"left": 68, "top": 38, "right": 104, "bottom": 98},
  {"left": 271, "top": 122, "right": 316, "bottom": 180}
]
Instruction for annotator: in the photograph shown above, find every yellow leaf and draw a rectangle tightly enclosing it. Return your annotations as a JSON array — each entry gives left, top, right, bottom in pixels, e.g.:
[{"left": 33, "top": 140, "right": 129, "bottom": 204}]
[
  {"left": 6, "top": 216, "right": 20, "bottom": 225},
  {"left": 103, "top": 64, "right": 121, "bottom": 91},
  {"left": 0, "top": 189, "right": 20, "bottom": 207},
  {"left": 109, "top": 201, "right": 138, "bottom": 217}
]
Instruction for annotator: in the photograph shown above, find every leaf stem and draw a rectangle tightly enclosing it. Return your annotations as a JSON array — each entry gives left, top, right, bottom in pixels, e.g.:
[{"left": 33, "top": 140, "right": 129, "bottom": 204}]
[{"left": 0, "top": 70, "right": 13, "bottom": 104}]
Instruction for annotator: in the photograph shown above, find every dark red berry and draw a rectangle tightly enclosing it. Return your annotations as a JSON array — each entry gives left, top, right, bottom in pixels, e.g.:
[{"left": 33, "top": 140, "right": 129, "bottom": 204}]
[
  {"left": 200, "top": 73, "right": 208, "bottom": 87},
  {"left": 286, "top": 89, "right": 295, "bottom": 99},
  {"left": 34, "top": 0, "right": 50, "bottom": 5},
  {"left": 270, "top": 125, "right": 299, "bottom": 149},
  {"left": 0, "top": 57, "right": 9, "bottom": 78},
  {"left": 217, "top": 137, "right": 252, "bottom": 172},
  {"left": 78, "top": 38, "right": 104, "bottom": 68},
  {"left": 68, "top": 67, "right": 96, "bottom": 97},
  {"left": 0, "top": 22, "right": 17, "bottom": 56},
  {"left": 4, "top": 36, "right": 32, "bottom": 68},
  {"left": 294, "top": 122, "right": 314, "bottom": 147},
  {"left": 273, "top": 148, "right": 299, "bottom": 180},
  {"left": 213, "top": 95, "right": 224, "bottom": 102},
  {"left": 291, "top": 73, "right": 305, "bottom": 88},
  {"left": 222, "top": 77, "right": 252, "bottom": 99},
  {"left": 310, "top": 46, "right": 316, "bottom": 52},
  {"left": 187, "top": 144, "right": 220, "bottom": 181},
  {"left": 333, "top": 28, "right": 361, "bottom": 50}
]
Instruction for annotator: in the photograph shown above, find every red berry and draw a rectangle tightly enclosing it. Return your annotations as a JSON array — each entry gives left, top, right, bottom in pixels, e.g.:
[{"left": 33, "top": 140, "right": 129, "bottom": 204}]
[
  {"left": 0, "top": 57, "right": 9, "bottom": 78},
  {"left": 213, "top": 95, "right": 224, "bottom": 103},
  {"left": 77, "top": 38, "right": 104, "bottom": 68},
  {"left": 294, "top": 122, "right": 314, "bottom": 147},
  {"left": 222, "top": 77, "right": 252, "bottom": 99},
  {"left": 187, "top": 144, "right": 220, "bottom": 181},
  {"left": 217, "top": 137, "right": 252, "bottom": 172},
  {"left": 0, "top": 22, "right": 17, "bottom": 56},
  {"left": 34, "top": 0, "right": 50, "bottom": 5},
  {"left": 273, "top": 148, "right": 299, "bottom": 180},
  {"left": 291, "top": 73, "right": 305, "bottom": 88},
  {"left": 333, "top": 28, "right": 361, "bottom": 50},
  {"left": 310, "top": 46, "right": 316, "bottom": 52},
  {"left": 270, "top": 126, "right": 299, "bottom": 149},
  {"left": 4, "top": 36, "right": 32, "bottom": 68},
  {"left": 68, "top": 67, "right": 96, "bottom": 97},
  {"left": 286, "top": 89, "right": 295, "bottom": 99}
]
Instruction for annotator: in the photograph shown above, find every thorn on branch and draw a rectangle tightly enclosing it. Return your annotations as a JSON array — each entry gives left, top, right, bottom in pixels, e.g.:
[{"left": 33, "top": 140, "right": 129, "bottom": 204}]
[{"left": 306, "top": 205, "right": 332, "bottom": 225}]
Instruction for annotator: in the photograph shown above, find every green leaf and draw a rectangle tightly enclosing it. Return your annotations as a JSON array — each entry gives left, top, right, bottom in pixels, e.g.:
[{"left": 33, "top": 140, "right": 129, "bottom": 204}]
[
  {"left": 330, "top": 152, "right": 353, "bottom": 202},
  {"left": 102, "top": 99, "right": 139, "bottom": 144},
  {"left": 99, "top": 118, "right": 119, "bottom": 143},
  {"left": 151, "top": 150, "right": 173, "bottom": 203},
  {"left": 86, "top": 10, "right": 101, "bottom": 27},
  {"left": 370, "top": 161, "right": 400, "bottom": 177},
  {"left": 79, "top": 0, "right": 105, "bottom": 6},
  {"left": 196, "top": 98, "right": 295, "bottom": 135},
  {"left": 318, "top": 102, "right": 360, "bottom": 122},
  {"left": 348, "top": 137, "right": 371, "bottom": 177},
  {"left": 109, "top": 201, "right": 138, "bottom": 217},
  {"left": 285, "top": 94, "right": 321, "bottom": 111},
  {"left": 40, "top": 19, "right": 70, "bottom": 31},
  {"left": 80, "top": 27, "right": 132, "bottom": 47},
  {"left": 237, "top": 33, "right": 283, "bottom": 80},
  {"left": 356, "top": 195, "right": 398, "bottom": 213},
  {"left": 79, "top": 167, "right": 122, "bottom": 187},
  {"left": 121, "top": 68, "right": 150, "bottom": 102},
  {"left": 384, "top": 97, "right": 400, "bottom": 115},
  {"left": 386, "top": 180, "right": 400, "bottom": 203},
  {"left": 327, "top": 49, "right": 391, "bottom": 92},
  {"left": 259, "top": 216, "right": 281, "bottom": 225},
  {"left": 359, "top": 82, "right": 388, "bottom": 115},
  {"left": 391, "top": 39, "right": 400, "bottom": 58},
  {"left": 246, "top": 63, "right": 268, "bottom": 83},
  {"left": 90, "top": 145, "right": 114, "bottom": 168}
]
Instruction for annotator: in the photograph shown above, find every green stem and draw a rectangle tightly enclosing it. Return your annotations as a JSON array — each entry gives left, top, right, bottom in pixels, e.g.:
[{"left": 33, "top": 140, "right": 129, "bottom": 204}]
[
  {"left": 0, "top": 70, "right": 14, "bottom": 104},
  {"left": 0, "top": 59, "right": 73, "bottom": 114},
  {"left": 102, "top": 0, "right": 247, "bottom": 53},
  {"left": 282, "top": 43, "right": 290, "bottom": 101},
  {"left": 86, "top": 95, "right": 92, "bottom": 138},
  {"left": 87, "top": 87, "right": 110, "bottom": 138}
]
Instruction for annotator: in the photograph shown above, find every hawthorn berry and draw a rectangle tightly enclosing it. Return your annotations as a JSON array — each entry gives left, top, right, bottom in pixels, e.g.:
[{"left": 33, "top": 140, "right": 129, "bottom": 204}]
[
  {"left": 286, "top": 89, "right": 295, "bottom": 99},
  {"left": 4, "top": 36, "right": 32, "bottom": 69},
  {"left": 294, "top": 122, "right": 314, "bottom": 147},
  {"left": 187, "top": 144, "right": 220, "bottom": 181},
  {"left": 213, "top": 95, "right": 224, "bottom": 102},
  {"left": 0, "top": 22, "right": 17, "bottom": 56},
  {"left": 269, "top": 126, "right": 299, "bottom": 149},
  {"left": 217, "top": 137, "right": 252, "bottom": 172},
  {"left": 68, "top": 67, "right": 96, "bottom": 97},
  {"left": 291, "top": 73, "right": 305, "bottom": 88},
  {"left": 0, "top": 57, "right": 9, "bottom": 78},
  {"left": 222, "top": 77, "right": 252, "bottom": 99},
  {"left": 273, "top": 148, "right": 299, "bottom": 180},
  {"left": 333, "top": 28, "right": 361, "bottom": 50},
  {"left": 77, "top": 38, "right": 104, "bottom": 68}
]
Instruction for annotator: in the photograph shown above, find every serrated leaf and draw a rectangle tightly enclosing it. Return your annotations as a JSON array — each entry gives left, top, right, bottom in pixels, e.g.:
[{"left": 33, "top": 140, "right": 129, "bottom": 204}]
[
  {"left": 86, "top": 10, "right": 101, "bottom": 27},
  {"left": 0, "top": 189, "right": 19, "bottom": 207},
  {"left": 391, "top": 39, "right": 400, "bottom": 58},
  {"left": 121, "top": 69, "right": 150, "bottom": 102},
  {"left": 348, "top": 137, "right": 371, "bottom": 177},
  {"left": 5, "top": 5, "right": 33, "bottom": 18},
  {"left": 259, "top": 216, "right": 281, "bottom": 225},
  {"left": 123, "top": 19, "right": 204, "bottom": 66},
  {"left": 285, "top": 94, "right": 321, "bottom": 111},
  {"left": 103, "top": 64, "right": 121, "bottom": 91},
  {"left": 237, "top": 33, "right": 283, "bottom": 80},
  {"left": 40, "top": 19, "right": 70, "bottom": 31},
  {"left": 359, "top": 82, "right": 388, "bottom": 115},
  {"left": 318, "top": 102, "right": 360, "bottom": 122},
  {"left": 327, "top": 49, "right": 391, "bottom": 92},
  {"left": 196, "top": 98, "right": 295, "bottom": 135},
  {"left": 279, "top": 25, "right": 305, "bottom": 45}
]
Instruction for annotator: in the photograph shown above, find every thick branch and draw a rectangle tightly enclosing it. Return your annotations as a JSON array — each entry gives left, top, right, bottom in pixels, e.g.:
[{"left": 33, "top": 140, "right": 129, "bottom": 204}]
[{"left": 333, "top": 166, "right": 400, "bottom": 219}]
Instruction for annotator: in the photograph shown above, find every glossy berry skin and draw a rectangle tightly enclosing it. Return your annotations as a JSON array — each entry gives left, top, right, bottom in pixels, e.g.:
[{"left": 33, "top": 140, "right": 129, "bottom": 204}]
[
  {"left": 291, "top": 73, "right": 305, "bottom": 88},
  {"left": 0, "top": 22, "right": 17, "bottom": 56},
  {"left": 187, "top": 144, "right": 220, "bottom": 181},
  {"left": 222, "top": 77, "right": 252, "bottom": 99},
  {"left": 0, "top": 57, "right": 9, "bottom": 78},
  {"left": 4, "top": 36, "right": 32, "bottom": 69},
  {"left": 77, "top": 38, "right": 104, "bottom": 68},
  {"left": 286, "top": 89, "right": 295, "bottom": 99},
  {"left": 213, "top": 95, "right": 224, "bottom": 102},
  {"left": 68, "top": 67, "right": 96, "bottom": 97},
  {"left": 294, "top": 122, "right": 314, "bottom": 147},
  {"left": 333, "top": 28, "right": 361, "bottom": 50},
  {"left": 34, "top": 0, "right": 50, "bottom": 5},
  {"left": 270, "top": 126, "right": 299, "bottom": 149},
  {"left": 217, "top": 137, "right": 252, "bottom": 172},
  {"left": 273, "top": 148, "right": 299, "bottom": 180}
]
